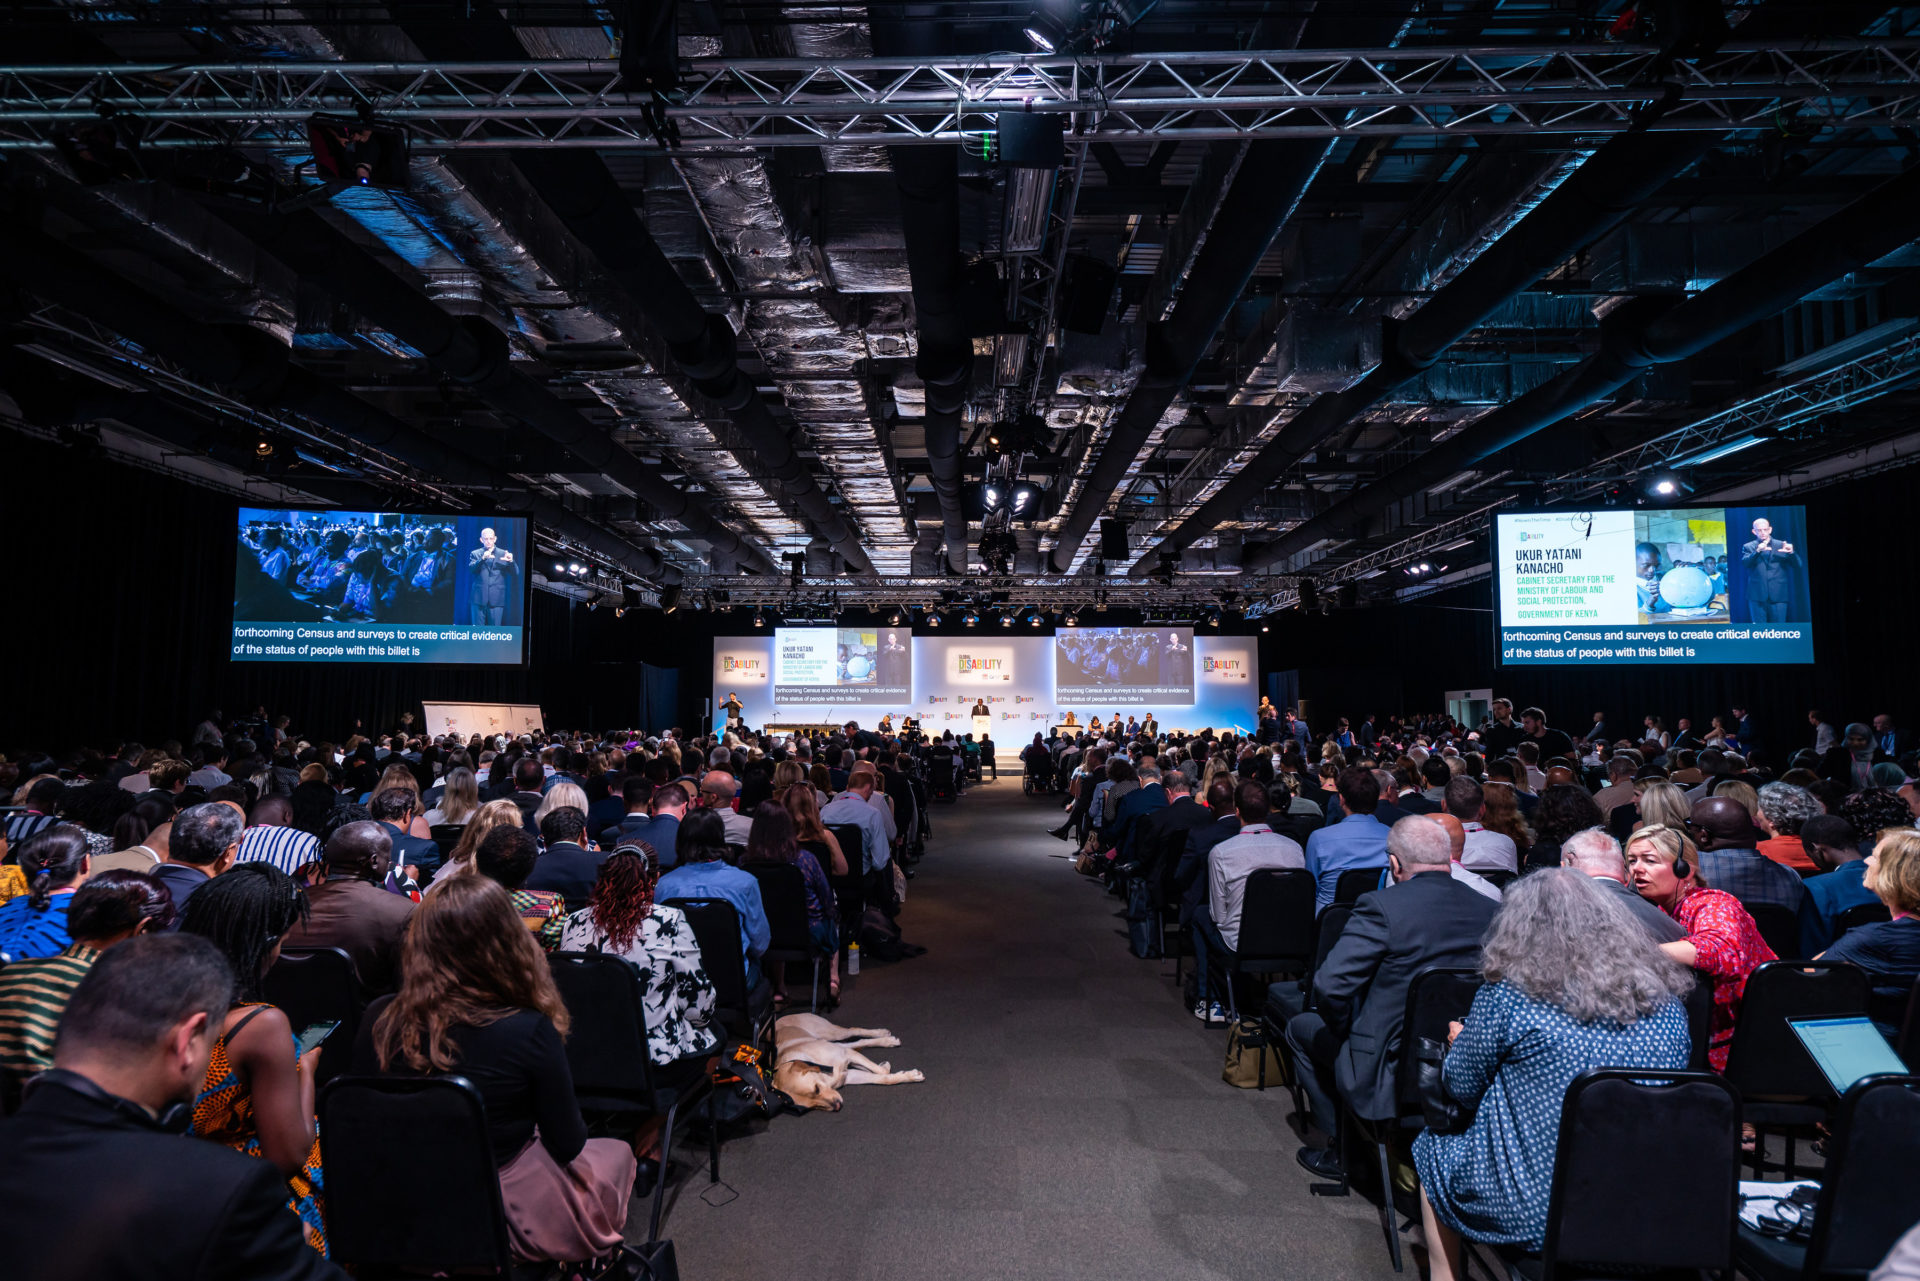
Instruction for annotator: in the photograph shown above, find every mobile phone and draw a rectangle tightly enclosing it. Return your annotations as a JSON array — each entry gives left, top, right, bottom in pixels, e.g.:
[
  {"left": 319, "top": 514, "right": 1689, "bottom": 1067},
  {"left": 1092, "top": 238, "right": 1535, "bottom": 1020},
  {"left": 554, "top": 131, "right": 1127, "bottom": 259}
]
[{"left": 295, "top": 1020, "right": 341, "bottom": 1057}]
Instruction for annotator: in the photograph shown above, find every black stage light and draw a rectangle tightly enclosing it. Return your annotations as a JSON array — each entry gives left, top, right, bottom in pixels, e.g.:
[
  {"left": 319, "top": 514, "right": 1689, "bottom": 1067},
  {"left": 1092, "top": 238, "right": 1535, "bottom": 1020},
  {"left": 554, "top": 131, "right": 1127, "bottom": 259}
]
[
  {"left": 305, "top": 113, "right": 411, "bottom": 189},
  {"left": 1298, "top": 580, "right": 1319, "bottom": 612},
  {"left": 660, "top": 583, "right": 682, "bottom": 614},
  {"left": 752, "top": 610, "right": 766, "bottom": 628}
]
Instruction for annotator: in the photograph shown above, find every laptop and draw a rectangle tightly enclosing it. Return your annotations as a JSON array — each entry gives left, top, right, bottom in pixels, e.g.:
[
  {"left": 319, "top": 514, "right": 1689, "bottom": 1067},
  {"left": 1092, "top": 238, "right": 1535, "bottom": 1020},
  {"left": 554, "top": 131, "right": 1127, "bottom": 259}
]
[{"left": 1787, "top": 1016, "right": 1909, "bottom": 1095}]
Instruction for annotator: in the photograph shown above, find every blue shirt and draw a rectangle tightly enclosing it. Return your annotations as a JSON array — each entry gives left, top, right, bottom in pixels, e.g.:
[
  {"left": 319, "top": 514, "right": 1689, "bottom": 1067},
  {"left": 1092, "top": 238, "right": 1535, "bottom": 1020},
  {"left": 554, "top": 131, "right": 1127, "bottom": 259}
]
[
  {"left": 601, "top": 814, "right": 682, "bottom": 868},
  {"left": 656, "top": 861, "right": 771, "bottom": 969},
  {"left": 0, "top": 890, "right": 75, "bottom": 961},
  {"left": 1799, "top": 860, "right": 1879, "bottom": 957},
  {"left": 1304, "top": 812, "right": 1392, "bottom": 913},
  {"left": 820, "top": 793, "right": 890, "bottom": 873}
]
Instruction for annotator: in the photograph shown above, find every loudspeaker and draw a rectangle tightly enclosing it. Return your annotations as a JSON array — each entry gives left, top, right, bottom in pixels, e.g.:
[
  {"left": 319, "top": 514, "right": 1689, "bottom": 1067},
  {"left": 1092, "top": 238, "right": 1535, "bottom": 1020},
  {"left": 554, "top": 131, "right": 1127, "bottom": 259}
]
[
  {"left": 1333, "top": 583, "right": 1357, "bottom": 610},
  {"left": 1060, "top": 255, "right": 1117, "bottom": 335},
  {"left": 1099, "top": 517, "right": 1130, "bottom": 562},
  {"left": 995, "top": 113, "right": 1065, "bottom": 169},
  {"left": 1297, "top": 581, "right": 1319, "bottom": 611}
]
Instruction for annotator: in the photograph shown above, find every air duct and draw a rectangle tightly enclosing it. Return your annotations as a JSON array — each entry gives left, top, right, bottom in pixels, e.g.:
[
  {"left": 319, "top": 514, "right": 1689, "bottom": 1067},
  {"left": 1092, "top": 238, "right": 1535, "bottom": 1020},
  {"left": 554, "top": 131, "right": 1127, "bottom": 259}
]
[{"left": 1246, "top": 161, "right": 1920, "bottom": 570}]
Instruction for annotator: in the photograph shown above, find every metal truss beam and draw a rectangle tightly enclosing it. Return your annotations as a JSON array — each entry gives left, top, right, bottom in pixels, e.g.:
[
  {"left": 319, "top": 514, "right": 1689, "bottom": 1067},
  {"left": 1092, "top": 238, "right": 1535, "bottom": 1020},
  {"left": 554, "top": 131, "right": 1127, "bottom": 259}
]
[
  {"left": 676, "top": 573, "right": 1289, "bottom": 612},
  {"left": 2, "top": 41, "right": 1919, "bottom": 151}
]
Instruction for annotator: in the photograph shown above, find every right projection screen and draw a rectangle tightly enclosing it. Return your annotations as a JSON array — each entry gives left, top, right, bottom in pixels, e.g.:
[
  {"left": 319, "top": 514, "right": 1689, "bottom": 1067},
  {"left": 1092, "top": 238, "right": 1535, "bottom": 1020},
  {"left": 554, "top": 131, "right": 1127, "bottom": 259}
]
[{"left": 1494, "top": 506, "right": 1813, "bottom": 666}]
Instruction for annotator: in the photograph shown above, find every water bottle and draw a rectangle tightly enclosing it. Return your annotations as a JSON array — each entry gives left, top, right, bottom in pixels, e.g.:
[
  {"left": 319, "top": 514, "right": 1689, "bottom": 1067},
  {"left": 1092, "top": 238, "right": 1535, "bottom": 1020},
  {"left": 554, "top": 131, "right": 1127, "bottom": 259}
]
[{"left": 846, "top": 942, "right": 860, "bottom": 975}]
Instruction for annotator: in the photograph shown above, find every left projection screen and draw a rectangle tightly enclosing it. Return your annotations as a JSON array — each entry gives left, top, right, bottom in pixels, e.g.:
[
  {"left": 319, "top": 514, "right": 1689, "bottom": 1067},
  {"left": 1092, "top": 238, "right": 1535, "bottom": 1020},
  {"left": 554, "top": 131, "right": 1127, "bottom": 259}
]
[{"left": 232, "top": 507, "right": 529, "bottom": 664}]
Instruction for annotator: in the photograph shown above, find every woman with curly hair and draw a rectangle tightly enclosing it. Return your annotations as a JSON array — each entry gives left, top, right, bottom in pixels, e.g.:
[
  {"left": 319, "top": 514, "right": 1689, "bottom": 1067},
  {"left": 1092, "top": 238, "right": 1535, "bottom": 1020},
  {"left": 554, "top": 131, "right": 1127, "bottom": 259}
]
[
  {"left": 1522, "top": 783, "right": 1606, "bottom": 871},
  {"left": 356, "top": 876, "right": 636, "bottom": 1265}
]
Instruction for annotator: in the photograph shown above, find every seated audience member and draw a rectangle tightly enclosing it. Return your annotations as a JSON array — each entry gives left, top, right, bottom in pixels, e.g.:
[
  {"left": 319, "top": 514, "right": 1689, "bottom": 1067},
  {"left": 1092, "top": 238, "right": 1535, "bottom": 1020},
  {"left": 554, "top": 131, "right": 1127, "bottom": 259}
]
[
  {"left": 1607, "top": 778, "right": 1690, "bottom": 843},
  {"left": 1285, "top": 817, "right": 1502, "bottom": 1178},
  {"left": 1414, "top": 871, "right": 1694, "bottom": 1281},
  {"left": 369, "top": 787, "right": 440, "bottom": 883},
  {"left": 94, "top": 798, "right": 174, "bottom": 875},
  {"left": 1689, "top": 795, "right": 1806, "bottom": 915},
  {"left": 1560, "top": 828, "right": 1685, "bottom": 942},
  {"left": 1591, "top": 755, "right": 1639, "bottom": 821},
  {"left": 1754, "top": 782, "right": 1821, "bottom": 873},
  {"left": 783, "top": 784, "right": 849, "bottom": 881},
  {"left": 1821, "top": 723, "right": 1892, "bottom": 792},
  {"left": 0, "top": 871, "right": 175, "bottom": 1108},
  {"left": 1798, "top": 814, "right": 1879, "bottom": 956},
  {"left": 236, "top": 797, "right": 322, "bottom": 879},
  {"left": 523, "top": 807, "right": 602, "bottom": 913},
  {"left": 1444, "top": 777, "right": 1518, "bottom": 873},
  {"left": 1426, "top": 813, "right": 1502, "bottom": 903},
  {"left": 696, "top": 770, "right": 754, "bottom": 845},
  {"left": 1303, "top": 767, "right": 1393, "bottom": 913},
  {"left": 178, "top": 864, "right": 327, "bottom": 1256},
  {"left": 1175, "top": 777, "right": 1242, "bottom": 928},
  {"left": 1843, "top": 787, "right": 1914, "bottom": 859},
  {"left": 744, "top": 802, "right": 840, "bottom": 1006},
  {"left": 280, "top": 821, "right": 416, "bottom": 995},
  {"left": 473, "top": 825, "right": 565, "bottom": 952},
  {"left": 1479, "top": 781, "right": 1534, "bottom": 853},
  {"left": 1111, "top": 762, "right": 1170, "bottom": 865},
  {"left": 820, "top": 770, "right": 891, "bottom": 876},
  {"left": 598, "top": 774, "right": 656, "bottom": 849},
  {"left": 0, "top": 934, "right": 342, "bottom": 1281},
  {"left": 1524, "top": 784, "right": 1606, "bottom": 871},
  {"left": 1626, "top": 824, "right": 1776, "bottom": 1071},
  {"left": 657, "top": 809, "right": 772, "bottom": 989},
  {"left": 157, "top": 801, "right": 244, "bottom": 911},
  {"left": 1817, "top": 828, "right": 1920, "bottom": 1034},
  {"left": 618, "top": 782, "right": 690, "bottom": 870},
  {"left": 421, "top": 766, "right": 480, "bottom": 831},
  {"left": 355, "top": 877, "right": 636, "bottom": 1264},
  {"left": 507, "top": 757, "right": 547, "bottom": 830},
  {"left": 437, "top": 798, "right": 525, "bottom": 884},
  {"left": 1190, "top": 782, "right": 1307, "bottom": 1021},
  {"left": 0, "top": 827, "right": 91, "bottom": 960},
  {"left": 559, "top": 845, "right": 719, "bottom": 1069}
]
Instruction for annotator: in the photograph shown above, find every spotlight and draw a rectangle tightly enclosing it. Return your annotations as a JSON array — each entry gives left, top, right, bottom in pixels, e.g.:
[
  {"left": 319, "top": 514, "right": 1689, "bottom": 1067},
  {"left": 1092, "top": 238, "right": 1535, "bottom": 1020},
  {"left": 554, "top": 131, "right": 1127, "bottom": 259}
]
[
  {"left": 962, "top": 608, "right": 980, "bottom": 627},
  {"left": 1028, "top": 611, "right": 1043, "bottom": 627},
  {"left": 554, "top": 561, "right": 566, "bottom": 574},
  {"left": 999, "top": 611, "right": 1014, "bottom": 628},
  {"left": 614, "top": 607, "right": 626, "bottom": 619},
  {"left": 254, "top": 439, "right": 274, "bottom": 459},
  {"left": 660, "top": 583, "right": 682, "bottom": 615},
  {"left": 752, "top": 610, "right": 766, "bottom": 628},
  {"left": 887, "top": 607, "right": 903, "bottom": 626},
  {"left": 1064, "top": 610, "right": 1079, "bottom": 626},
  {"left": 927, "top": 612, "right": 943, "bottom": 628},
  {"left": 1645, "top": 471, "right": 1693, "bottom": 500},
  {"left": 1023, "top": 24, "right": 1056, "bottom": 52},
  {"left": 1261, "top": 623, "right": 1270, "bottom": 633},
  {"left": 1207, "top": 609, "right": 1221, "bottom": 628}
]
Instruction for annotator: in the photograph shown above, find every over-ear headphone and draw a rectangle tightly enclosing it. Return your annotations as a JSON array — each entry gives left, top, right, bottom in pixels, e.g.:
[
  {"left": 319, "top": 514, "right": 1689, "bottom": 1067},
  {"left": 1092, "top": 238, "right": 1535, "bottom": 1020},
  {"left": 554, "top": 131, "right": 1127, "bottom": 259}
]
[{"left": 1672, "top": 847, "right": 1691, "bottom": 880}]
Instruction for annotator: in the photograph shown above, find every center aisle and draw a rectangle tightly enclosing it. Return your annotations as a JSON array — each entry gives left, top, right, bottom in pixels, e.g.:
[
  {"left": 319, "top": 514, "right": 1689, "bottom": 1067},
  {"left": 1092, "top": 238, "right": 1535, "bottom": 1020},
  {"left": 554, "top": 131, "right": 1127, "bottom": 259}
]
[{"left": 658, "top": 776, "right": 1391, "bottom": 1280}]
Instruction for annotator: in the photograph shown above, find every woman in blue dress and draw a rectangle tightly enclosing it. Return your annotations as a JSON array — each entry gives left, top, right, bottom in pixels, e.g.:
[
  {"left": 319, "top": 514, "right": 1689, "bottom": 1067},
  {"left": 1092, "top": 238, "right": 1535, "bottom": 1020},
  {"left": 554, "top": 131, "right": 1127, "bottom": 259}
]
[{"left": 1414, "top": 868, "right": 1694, "bottom": 1281}]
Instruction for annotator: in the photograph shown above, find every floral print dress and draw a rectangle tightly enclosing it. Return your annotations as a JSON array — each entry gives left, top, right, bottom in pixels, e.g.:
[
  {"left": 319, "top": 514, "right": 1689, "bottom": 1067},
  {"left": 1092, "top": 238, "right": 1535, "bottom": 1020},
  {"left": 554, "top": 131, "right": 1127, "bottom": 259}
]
[{"left": 559, "top": 904, "right": 721, "bottom": 1065}]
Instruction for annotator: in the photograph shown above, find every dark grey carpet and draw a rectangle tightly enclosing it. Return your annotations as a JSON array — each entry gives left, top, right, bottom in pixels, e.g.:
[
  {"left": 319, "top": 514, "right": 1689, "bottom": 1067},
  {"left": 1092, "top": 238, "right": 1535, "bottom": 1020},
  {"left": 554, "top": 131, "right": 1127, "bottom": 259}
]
[{"left": 648, "top": 777, "right": 1395, "bottom": 1280}]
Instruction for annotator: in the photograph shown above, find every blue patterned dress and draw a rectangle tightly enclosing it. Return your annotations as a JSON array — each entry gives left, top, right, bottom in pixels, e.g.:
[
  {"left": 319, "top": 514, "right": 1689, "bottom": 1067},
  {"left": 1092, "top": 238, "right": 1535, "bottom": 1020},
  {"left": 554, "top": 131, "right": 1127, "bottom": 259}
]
[{"left": 1412, "top": 980, "right": 1690, "bottom": 1249}]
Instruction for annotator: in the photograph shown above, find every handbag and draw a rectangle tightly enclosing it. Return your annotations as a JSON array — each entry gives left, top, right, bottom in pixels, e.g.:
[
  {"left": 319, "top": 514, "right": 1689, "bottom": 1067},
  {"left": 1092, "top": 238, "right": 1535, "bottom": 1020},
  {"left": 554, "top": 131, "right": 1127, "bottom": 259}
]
[
  {"left": 1412, "top": 1036, "right": 1475, "bottom": 1133},
  {"left": 1222, "top": 1019, "right": 1287, "bottom": 1090}
]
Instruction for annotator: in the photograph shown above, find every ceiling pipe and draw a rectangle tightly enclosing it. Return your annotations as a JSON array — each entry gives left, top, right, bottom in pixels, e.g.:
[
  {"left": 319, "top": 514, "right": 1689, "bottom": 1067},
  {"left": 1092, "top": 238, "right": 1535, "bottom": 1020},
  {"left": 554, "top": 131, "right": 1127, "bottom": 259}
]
[
  {"left": 1245, "top": 160, "right": 1920, "bottom": 571},
  {"left": 1130, "top": 0, "right": 1885, "bottom": 577},
  {"left": 0, "top": 208, "right": 682, "bottom": 583},
  {"left": 511, "top": 152, "right": 877, "bottom": 577},
  {"left": 1047, "top": 3, "right": 1416, "bottom": 575}
]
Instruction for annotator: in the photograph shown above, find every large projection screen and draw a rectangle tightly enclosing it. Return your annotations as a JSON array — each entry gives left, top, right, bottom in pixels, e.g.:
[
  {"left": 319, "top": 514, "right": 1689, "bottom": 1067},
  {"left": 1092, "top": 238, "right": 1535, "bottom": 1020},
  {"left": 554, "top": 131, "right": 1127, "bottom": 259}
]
[
  {"left": 232, "top": 507, "right": 529, "bottom": 664},
  {"left": 771, "top": 627, "right": 912, "bottom": 705},
  {"left": 1494, "top": 505, "right": 1813, "bottom": 666},
  {"left": 1053, "top": 627, "right": 1195, "bottom": 705}
]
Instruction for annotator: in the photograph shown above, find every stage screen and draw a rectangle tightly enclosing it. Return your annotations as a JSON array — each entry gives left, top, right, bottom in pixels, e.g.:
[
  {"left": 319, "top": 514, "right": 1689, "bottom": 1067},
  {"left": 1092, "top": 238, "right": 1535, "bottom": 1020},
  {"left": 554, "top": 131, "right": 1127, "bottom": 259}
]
[
  {"left": 1494, "top": 505, "right": 1813, "bottom": 666},
  {"left": 1053, "top": 627, "right": 1195, "bottom": 705},
  {"left": 771, "top": 627, "right": 911, "bottom": 705},
  {"left": 714, "top": 632, "right": 1252, "bottom": 735},
  {"left": 232, "top": 507, "right": 528, "bottom": 664}
]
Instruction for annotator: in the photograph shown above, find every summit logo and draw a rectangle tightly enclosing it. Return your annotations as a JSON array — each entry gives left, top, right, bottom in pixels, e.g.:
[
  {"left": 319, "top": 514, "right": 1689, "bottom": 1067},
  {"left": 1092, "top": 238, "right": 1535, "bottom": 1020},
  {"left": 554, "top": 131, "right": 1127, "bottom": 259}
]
[
  {"left": 1203, "top": 657, "right": 1247, "bottom": 677},
  {"left": 721, "top": 656, "right": 764, "bottom": 674},
  {"left": 954, "top": 655, "right": 1006, "bottom": 675}
]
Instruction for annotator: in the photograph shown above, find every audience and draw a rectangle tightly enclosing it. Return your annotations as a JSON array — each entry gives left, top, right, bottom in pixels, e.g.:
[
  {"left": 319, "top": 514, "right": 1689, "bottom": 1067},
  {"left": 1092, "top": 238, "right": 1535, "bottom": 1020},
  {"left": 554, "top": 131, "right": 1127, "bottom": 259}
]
[
  {"left": 157, "top": 801, "right": 244, "bottom": 911},
  {"left": 438, "top": 797, "right": 525, "bottom": 883},
  {"left": 1415, "top": 870, "right": 1693, "bottom": 1281},
  {"left": 1444, "top": 776, "right": 1518, "bottom": 873},
  {"left": 1303, "top": 767, "right": 1391, "bottom": 913},
  {"left": 1689, "top": 795, "right": 1806, "bottom": 915},
  {"left": 1753, "top": 782, "right": 1821, "bottom": 872},
  {"left": 1523, "top": 784, "right": 1606, "bottom": 870},
  {"left": 0, "top": 826, "right": 92, "bottom": 960},
  {"left": 1817, "top": 828, "right": 1920, "bottom": 1034},
  {"left": 656, "top": 809, "right": 771, "bottom": 988},
  {"left": 280, "top": 821, "right": 416, "bottom": 995},
  {"left": 523, "top": 806, "right": 602, "bottom": 912},
  {"left": 473, "top": 825, "right": 566, "bottom": 952},
  {"left": 355, "top": 876, "right": 636, "bottom": 1264},
  {"left": 1560, "top": 828, "right": 1685, "bottom": 942},
  {"left": 744, "top": 802, "right": 841, "bottom": 1005}
]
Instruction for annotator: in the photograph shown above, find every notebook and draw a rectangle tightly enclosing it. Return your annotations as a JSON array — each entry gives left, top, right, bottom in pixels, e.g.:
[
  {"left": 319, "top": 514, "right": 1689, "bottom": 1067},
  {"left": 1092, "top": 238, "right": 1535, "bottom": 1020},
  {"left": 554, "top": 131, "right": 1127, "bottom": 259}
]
[{"left": 1787, "top": 1016, "right": 1909, "bottom": 1095}]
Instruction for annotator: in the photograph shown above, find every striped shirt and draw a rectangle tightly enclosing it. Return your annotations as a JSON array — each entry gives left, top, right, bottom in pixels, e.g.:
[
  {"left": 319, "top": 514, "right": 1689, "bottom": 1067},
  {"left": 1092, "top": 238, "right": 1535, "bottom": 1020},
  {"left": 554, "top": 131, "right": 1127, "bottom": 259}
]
[
  {"left": 0, "top": 944, "right": 99, "bottom": 1085},
  {"left": 235, "top": 824, "right": 321, "bottom": 876},
  {"left": 3, "top": 811, "right": 59, "bottom": 847}
]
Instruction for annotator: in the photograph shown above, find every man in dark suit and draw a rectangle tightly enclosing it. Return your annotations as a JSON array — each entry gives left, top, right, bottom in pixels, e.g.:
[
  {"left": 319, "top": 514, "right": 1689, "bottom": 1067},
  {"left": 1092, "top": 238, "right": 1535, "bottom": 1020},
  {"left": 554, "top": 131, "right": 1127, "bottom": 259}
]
[
  {"left": 152, "top": 800, "right": 242, "bottom": 913},
  {"left": 1739, "top": 516, "right": 1802, "bottom": 623},
  {"left": 1284, "top": 816, "right": 1500, "bottom": 1178},
  {"left": 1135, "top": 769, "right": 1213, "bottom": 887},
  {"left": 1110, "top": 762, "right": 1170, "bottom": 866},
  {"left": 1873, "top": 713, "right": 1912, "bottom": 761},
  {"left": 465, "top": 525, "right": 517, "bottom": 625},
  {"left": 281, "top": 821, "right": 416, "bottom": 995},
  {"left": 0, "top": 934, "right": 344, "bottom": 1281},
  {"left": 525, "top": 807, "right": 602, "bottom": 912},
  {"left": 1172, "top": 777, "right": 1241, "bottom": 931},
  {"left": 508, "top": 756, "right": 546, "bottom": 831},
  {"left": 369, "top": 786, "right": 442, "bottom": 882}
]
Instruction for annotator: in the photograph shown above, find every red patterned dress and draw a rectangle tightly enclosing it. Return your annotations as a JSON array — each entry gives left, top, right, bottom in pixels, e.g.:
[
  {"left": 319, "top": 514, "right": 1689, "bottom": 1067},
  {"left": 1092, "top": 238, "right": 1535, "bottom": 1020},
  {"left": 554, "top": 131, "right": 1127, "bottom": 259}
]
[{"left": 1671, "top": 887, "right": 1777, "bottom": 1072}]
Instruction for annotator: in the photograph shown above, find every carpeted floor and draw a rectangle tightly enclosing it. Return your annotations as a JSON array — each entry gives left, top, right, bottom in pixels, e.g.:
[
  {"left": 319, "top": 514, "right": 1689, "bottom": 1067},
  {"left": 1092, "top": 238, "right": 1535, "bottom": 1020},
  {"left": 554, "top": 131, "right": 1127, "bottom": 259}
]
[{"left": 647, "top": 776, "right": 1398, "bottom": 1280}]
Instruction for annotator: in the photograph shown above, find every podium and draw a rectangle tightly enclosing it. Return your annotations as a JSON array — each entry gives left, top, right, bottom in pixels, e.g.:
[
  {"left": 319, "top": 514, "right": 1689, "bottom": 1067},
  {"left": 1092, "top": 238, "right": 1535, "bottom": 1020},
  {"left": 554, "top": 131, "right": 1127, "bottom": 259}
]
[{"left": 971, "top": 715, "right": 990, "bottom": 740}]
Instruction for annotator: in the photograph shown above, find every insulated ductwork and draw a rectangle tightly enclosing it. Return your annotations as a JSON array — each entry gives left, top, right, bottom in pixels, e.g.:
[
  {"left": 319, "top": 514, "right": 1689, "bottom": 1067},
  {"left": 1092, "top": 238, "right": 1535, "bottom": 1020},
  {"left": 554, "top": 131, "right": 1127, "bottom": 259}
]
[{"left": 1247, "top": 161, "right": 1920, "bottom": 570}]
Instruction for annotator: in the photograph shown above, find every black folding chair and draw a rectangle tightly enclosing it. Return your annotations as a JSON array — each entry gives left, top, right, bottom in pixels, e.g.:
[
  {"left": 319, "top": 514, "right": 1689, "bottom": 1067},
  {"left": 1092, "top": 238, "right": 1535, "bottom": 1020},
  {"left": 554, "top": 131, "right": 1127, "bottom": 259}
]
[
  {"left": 1262, "top": 903, "right": 1353, "bottom": 1110},
  {"left": 1212, "top": 868, "right": 1316, "bottom": 1025},
  {"left": 743, "top": 861, "right": 825, "bottom": 1011},
  {"left": 1832, "top": 901, "right": 1892, "bottom": 941},
  {"left": 661, "top": 896, "right": 773, "bottom": 1047},
  {"left": 1475, "top": 868, "right": 1519, "bottom": 891},
  {"left": 1480, "top": 1069, "right": 1741, "bottom": 1281},
  {"left": 1333, "top": 865, "right": 1387, "bottom": 905},
  {"left": 429, "top": 823, "right": 466, "bottom": 863},
  {"left": 1747, "top": 901, "right": 1805, "bottom": 961},
  {"left": 826, "top": 821, "right": 872, "bottom": 930},
  {"left": 1685, "top": 968, "right": 1716, "bottom": 1073},
  {"left": 1723, "top": 960, "right": 1873, "bottom": 1176},
  {"left": 262, "top": 946, "right": 362, "bottom": 1088},
  {"left": 546, "top": 951, "right": 717, "bottom": 1243},
  {"left": 1735, "top": 1075, "right": 1920, "bottom": 1281},
  {"left": 319, "top": 1075, "right": 518, "bottom": 1278},
  {"left": 1901, "top": 984, "right": 1920, "bottom": 1070}
]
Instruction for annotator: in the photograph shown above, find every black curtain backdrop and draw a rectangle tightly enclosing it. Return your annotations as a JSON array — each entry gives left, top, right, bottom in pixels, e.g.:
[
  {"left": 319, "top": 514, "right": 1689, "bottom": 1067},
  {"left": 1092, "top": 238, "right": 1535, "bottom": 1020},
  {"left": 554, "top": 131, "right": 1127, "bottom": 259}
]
[{"left": 4, "top": 430, "right": 1909, "bottom": 762}]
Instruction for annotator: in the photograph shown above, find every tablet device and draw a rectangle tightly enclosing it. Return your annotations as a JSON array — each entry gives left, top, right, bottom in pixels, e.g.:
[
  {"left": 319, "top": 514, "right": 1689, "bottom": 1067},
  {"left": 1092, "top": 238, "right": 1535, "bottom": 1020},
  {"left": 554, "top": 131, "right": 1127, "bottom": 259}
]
[{"left": 1787, "top": 1016, "right": 1908, "bottom": 1095}]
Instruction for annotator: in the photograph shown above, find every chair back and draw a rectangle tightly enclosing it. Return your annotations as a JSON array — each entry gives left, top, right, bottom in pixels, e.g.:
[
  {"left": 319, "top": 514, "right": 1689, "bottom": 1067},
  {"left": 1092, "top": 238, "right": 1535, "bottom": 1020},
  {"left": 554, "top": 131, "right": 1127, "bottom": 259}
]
[
  {"left": 743, "top": 861, "right": 815, "bottom": 956},
  {"left": 546, "top": 950, "right": 656, "bottom": 1110},
  {"left": 428, "top": 824, "right": 466, "bottom": 859},
  {"left": 1745, "top": 900, "right": 1802, "bottom": 960},
  {"left": 1305, "top": 905, "right": 1353, "bottom": 1010},
  {"left": 661, "top": 896, "right": 751, "bottom": 1012},
  {"left": 319, "top": 1075, "right": 513, "bottom": 1276},
  {"left": 261, "top": 947, "right": 362, "bottom": 1087},
  {"left": 1724, "top": 960, "right": 1873, "bottom": 1100},
  {"left": 1684, "top": 970, "right": 1716, "bottom": 1073},
  {"left": 1394, "top": 967, "right": 1483, "bottom": 1117},
  {"left": 1233, "top": 868, "right": 1316, "bottom": 969},
  {"left": 1334, "top": 865, "right": 1387, "bottom": 905},
  {"left": 819, "top": 828, "right": 866, "bottom": 933},
  {"left": 1805, "top": 1075, "right": 1920, "bottom": 1277},
  {"left": 1476, "top": 869, "right": 1518, "bottom": 891},
  {"left": 1900, "top": 984, "right": 1920, "bottom": 1071},
  {"left": 826, "top": 823, "right": 868, "bottom": 873},
  {"left": 1833, "top": 902, "right": 1892, "bottom": 941},
  {"left": 1541, "top": 1069, "right": 1740, "bottom": 1279}
]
